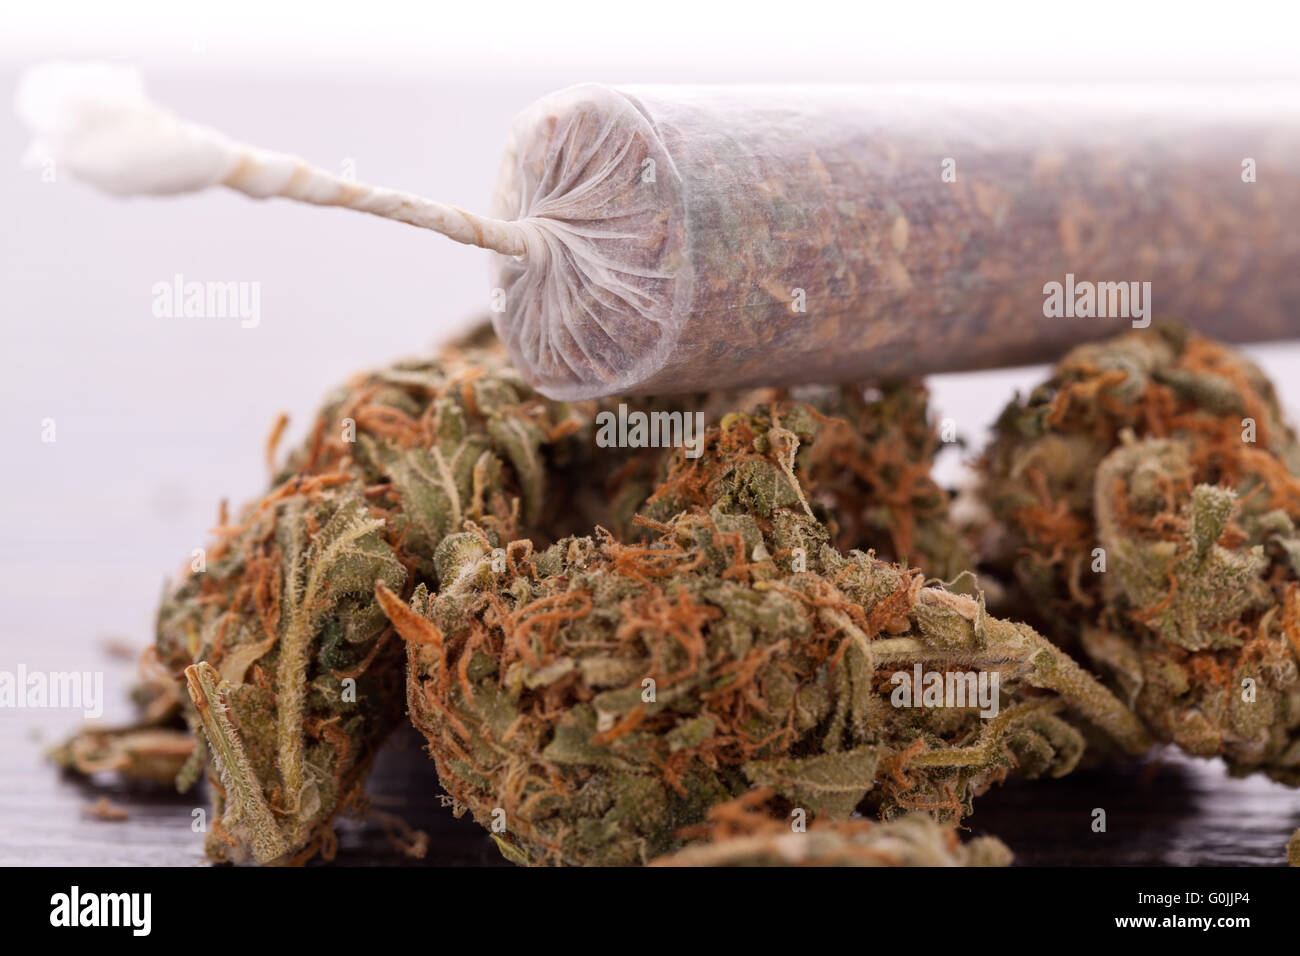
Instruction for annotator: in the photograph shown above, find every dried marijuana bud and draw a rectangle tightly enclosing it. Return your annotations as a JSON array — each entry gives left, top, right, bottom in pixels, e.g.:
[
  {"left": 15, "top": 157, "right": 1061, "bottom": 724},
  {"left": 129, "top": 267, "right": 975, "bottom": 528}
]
[
  {"left": 52, "top": 323, "right": 1165, "bottom": 866},
  {"left": 792, "top": 382, "right": 974, "bottom": 582},
  {"left": 164, "top": 484, "right": 407, "bottom": 864},
  {"left": 53, "top": 322, "right": 987, "bottom": 865},
  {"left": 649, "top": 788, "right": 1012, "bottom": 867},
  {"left": 978, "top": 324, "right": 1300, "bottom": 862},
  {"left": 381, "top": 405, "right": 1147, "bottom": 865},
  {"left": 273, "top": 326, "right": 586, "bottom": 558},
  {"left": 546, "top": 381, "right": 972, "bottom": 580},
  {"left": 153, "top": 337, "right": 589, "bottom": 863}
]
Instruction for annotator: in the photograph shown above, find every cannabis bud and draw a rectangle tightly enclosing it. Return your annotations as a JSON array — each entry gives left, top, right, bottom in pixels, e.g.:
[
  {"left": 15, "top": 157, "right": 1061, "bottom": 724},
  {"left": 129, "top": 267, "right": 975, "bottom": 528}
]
[
  {"left": 546, "top": 381, "right": 973, "bottom": 582},
  {"left": 52, "top": 326, "right": 1160, "bottom": 866},
  {"left": 381, "top": 404, "right": 1146, "bottom": 865},
  {"left": 153, "top": 336, "right": 589, "bottom": 863},
  {"left": 978, "top": 323, "right": 1300, "bottom": 862}
]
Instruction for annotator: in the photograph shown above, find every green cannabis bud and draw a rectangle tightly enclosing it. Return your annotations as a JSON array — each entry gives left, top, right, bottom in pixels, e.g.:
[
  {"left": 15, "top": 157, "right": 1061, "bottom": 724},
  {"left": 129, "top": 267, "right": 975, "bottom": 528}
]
[
  {"left": 545, "top": 382, "right": 973, "bottom": 581},
  {"left": 153, "top": 337, "right": 588, "bottom": 863},
  {"left": 54, "top": 323, "right": 985, "bottom": 865},
  {"left": 792, "top": 382, "right": 975, "bottom": 582},
  {"left": 381, "top": 405, "right": 1147, "bottom": 865},
  {"left": 52, "top": 323, "right": 1164, "bottom": 866},
  {"left": 649, "top": 788, "right": 1012, "bottom": 867},
  {"left": 978, "top": 323, "right": 1300, "bottom": 862}
]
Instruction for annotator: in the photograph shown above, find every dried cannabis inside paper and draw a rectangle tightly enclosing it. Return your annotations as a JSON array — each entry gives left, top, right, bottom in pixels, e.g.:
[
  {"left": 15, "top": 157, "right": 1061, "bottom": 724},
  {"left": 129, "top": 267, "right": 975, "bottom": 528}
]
[
  {"left": 491, "top": 85, "right": 1300, "bottom": 399},
  {"left": 18, "top": 65, "right": 1300, "bottom": 402},
  {"left": 649, "top": 788, "right": 1011, "bottom": 867},
  {"left": 977, "top": 323, "right": 1300, "bottom": 863},
  {"left": 381, "top": 404, "right": 1147, "bottom": 865}
]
